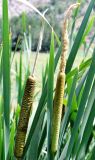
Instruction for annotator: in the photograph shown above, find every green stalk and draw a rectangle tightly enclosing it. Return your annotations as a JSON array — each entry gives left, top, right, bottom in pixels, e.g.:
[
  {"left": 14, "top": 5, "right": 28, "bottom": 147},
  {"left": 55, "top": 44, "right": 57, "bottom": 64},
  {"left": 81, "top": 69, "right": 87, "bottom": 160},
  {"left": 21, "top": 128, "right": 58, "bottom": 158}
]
[
  {"left": 47, "top": 29, "right": 54, "bottom": 160},
  {"left": 2, "top": 0, "right": 10, "bottom": 158},
  {"left": 18, "top": 51, "right": 22, "bottom": 105},
  {"left": 22, "top": 12, "right": 26, "bottom": 33}
]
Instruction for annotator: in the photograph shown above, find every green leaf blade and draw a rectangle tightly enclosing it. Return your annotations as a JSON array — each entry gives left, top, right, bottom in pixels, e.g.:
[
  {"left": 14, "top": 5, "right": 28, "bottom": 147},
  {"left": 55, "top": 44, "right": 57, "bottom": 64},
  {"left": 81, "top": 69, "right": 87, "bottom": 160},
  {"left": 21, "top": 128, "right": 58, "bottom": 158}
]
[{"left": 66, "top": 0, "right": 95, "bottom": 74}]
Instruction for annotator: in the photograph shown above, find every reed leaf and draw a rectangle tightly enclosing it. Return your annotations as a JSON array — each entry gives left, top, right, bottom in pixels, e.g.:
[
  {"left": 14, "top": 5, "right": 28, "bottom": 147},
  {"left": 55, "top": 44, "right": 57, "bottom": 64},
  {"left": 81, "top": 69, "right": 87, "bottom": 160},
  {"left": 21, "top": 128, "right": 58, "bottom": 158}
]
[
  {"left": 2, "top": 0, "right": 10, "bottom": 158},
  {"left": 65, "top": 48, "right": 95, "bottom": 159},
  {"left": 47, "top": 29, "right": 54, "bottom": 159},
  {"left": 66, "top": 0, "right": 95, "bottom": 73}
]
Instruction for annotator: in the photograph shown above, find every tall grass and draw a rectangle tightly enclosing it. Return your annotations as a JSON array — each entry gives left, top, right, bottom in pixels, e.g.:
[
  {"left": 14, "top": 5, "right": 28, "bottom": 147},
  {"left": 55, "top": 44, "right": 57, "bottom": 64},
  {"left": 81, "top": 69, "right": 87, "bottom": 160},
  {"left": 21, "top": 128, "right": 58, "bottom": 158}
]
[
  {"left": 2, "top": 0, "right": 10, "bottom": 159},
  {"left": 0, "top": 0, "right": 95, "bottom": 159}
]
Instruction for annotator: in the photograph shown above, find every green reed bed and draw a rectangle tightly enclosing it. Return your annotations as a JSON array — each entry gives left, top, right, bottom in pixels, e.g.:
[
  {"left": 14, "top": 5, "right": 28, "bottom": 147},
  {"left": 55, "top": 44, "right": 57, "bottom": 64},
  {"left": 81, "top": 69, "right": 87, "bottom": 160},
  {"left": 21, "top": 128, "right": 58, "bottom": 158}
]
[{"left": 0, "top": 0, "right": 95, "bottom": 159}]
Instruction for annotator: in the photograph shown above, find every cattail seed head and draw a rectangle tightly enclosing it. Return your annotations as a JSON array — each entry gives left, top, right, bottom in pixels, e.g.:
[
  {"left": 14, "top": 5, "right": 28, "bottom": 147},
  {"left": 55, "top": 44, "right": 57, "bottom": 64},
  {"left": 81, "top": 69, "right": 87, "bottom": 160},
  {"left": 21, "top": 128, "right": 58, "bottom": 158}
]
[
  {"left": 51, "top": 72, "right": 65, "bottom": 153},
  {"left": 14, "top": 130, "right": 26, "bottom": 158},
  {"left": 14, "top": 76, "right": 35, "bottom": 158},
  {"left": 17, "top": 76, "right": 35, "bottom": 131}
]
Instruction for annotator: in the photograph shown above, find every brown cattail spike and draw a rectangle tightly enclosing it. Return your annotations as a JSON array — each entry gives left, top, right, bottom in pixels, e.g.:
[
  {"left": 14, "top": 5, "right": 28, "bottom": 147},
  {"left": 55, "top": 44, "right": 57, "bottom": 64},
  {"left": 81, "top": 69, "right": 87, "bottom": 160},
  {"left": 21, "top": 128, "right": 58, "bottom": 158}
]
[
  {"left": 51, "top": 3, "right": 80, "bottom": 154},
  {"left": 51, "top": 72, "right": 65, "bottom": 153},
  {"left": 14, "top": 76, "right": 35, "bottom": 158}
]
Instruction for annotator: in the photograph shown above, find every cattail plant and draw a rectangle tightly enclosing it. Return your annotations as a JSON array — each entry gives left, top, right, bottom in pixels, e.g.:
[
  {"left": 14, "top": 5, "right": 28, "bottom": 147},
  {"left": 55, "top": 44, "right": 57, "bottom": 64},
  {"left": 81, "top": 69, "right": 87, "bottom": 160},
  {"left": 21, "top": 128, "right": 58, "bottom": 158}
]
[
  {"left": 51, "top": 3, "right": 80, "bottom": 153},
  {"left": 14, "top": 12, "right": 45, "bottom": 158}
]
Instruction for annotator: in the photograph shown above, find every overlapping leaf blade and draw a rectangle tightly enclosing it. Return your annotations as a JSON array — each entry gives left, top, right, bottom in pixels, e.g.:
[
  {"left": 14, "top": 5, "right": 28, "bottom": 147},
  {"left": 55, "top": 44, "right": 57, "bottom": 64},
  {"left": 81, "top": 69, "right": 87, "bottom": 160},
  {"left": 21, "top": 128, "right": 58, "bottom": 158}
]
[
  {"left": 2, "top": 0, "right": 10, "bottom": 158},
  {"left": 65, "top": 48, "right": 95, "bottom": 160},
  {"left": 66, "top": 0, "right": 95, "bottom": 73},
  {"left": 47, "top": 30, "right": 54, "bottom": 159}
]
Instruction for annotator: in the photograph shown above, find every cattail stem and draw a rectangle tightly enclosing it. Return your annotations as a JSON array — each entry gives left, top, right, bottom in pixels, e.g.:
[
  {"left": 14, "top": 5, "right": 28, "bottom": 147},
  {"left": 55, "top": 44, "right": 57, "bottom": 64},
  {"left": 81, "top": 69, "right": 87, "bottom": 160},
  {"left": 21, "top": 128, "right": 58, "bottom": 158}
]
[{"left": 14, "top": 76, "right": 35, "bottom": 158}]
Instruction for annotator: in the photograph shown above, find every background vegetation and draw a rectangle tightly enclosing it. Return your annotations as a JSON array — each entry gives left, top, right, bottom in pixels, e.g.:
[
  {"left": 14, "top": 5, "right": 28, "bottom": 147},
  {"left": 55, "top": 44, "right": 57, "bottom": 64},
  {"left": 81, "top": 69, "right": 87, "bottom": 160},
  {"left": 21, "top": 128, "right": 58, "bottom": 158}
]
[
  {"left": 0, "top": 0, "right": 94, "bottom": 51},
  {"left": 0, "top": 0, "right": 95, "bottom": 160}
]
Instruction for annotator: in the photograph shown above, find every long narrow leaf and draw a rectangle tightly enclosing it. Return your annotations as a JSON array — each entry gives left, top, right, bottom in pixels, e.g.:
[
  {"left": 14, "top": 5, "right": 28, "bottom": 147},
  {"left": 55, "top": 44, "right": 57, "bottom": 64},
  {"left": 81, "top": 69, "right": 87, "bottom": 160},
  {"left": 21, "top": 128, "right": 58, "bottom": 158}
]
[
  {"left": 66, "top": 0, "right": 95, "bottom": 73},
  {"left": 47, "top": 29, "right": 54, "bottom": 159},
  {"left": 73, "top": 80, "right": 95, "bottom": 159},
  {"left": 37, "top": 123, "right": 47, "bottom": 159},
  {"left": 77, "top": 100, "right": 95, "bottom": 160},
  {"left": 2, "top": 0, "right": 10, "bottom": 158},
  {"left": 80, "top": 15, "right": 95, "bottom": 46},
  {"left": 28, "top": 109, "right": 45, "bottom": 160},
  {"left": 90, "top": 145, "right": 95, "bottom": 160},
  {"left": 65, "top": 48, "right": 95, "bottom": 159}
]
